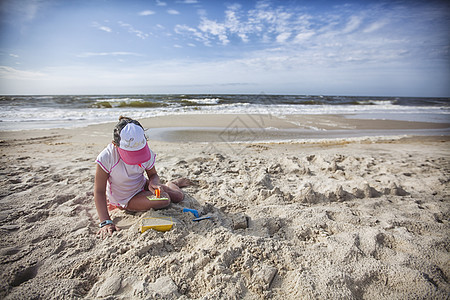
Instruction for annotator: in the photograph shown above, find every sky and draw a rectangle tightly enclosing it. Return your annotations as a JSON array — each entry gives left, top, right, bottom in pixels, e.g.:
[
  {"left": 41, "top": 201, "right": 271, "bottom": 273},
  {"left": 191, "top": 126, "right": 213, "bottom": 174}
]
[{"left": 0, "top": 0, "right": 449, "bottom": 97}]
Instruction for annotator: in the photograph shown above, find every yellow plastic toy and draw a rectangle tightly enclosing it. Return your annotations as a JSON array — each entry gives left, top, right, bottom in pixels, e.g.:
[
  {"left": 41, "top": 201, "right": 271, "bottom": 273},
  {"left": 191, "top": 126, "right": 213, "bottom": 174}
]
[{"left": 140, "top": 217, "right": 173, "bottom": 233}]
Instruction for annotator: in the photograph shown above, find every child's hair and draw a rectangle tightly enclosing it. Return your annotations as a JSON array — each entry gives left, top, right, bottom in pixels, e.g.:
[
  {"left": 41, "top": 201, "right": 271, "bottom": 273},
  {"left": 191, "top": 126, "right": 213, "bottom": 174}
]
[{"left": 113, "top": 116, "right": 145, "bottom": 146}]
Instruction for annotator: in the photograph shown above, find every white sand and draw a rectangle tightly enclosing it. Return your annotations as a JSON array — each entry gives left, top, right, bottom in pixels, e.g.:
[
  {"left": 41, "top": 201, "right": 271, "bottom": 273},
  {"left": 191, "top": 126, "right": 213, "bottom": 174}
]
[{"left": 0, "top": 115, "right": 449, "bottom": 299}]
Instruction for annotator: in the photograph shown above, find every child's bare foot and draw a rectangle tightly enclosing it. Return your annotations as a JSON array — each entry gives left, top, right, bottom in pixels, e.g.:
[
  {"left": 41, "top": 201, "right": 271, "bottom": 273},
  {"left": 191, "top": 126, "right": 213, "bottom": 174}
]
[{"left": 171, "top": 178, "right": 192, "bottom": 188}]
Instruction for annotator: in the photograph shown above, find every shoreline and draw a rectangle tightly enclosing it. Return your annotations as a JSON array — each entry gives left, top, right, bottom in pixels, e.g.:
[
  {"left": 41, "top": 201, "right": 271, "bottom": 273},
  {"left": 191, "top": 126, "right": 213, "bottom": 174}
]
[
  {"left": 1, "top": 114, "right": 449, "bottom": 145},
  {"left": 1, "top": 94, "right": 448, "bottom": 133}
]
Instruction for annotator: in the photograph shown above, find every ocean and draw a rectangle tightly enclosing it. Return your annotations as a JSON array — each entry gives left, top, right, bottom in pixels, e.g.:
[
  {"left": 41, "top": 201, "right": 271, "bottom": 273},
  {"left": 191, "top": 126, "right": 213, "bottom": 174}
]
[{"left": 0, "top": 94, "right": 449, "bottom": 132}]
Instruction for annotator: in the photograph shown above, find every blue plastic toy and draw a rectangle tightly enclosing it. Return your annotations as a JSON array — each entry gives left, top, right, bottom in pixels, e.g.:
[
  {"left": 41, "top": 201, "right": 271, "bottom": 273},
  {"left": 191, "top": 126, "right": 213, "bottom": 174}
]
[
  {"left": 182, "top": 208, "right": 199, "bottom": 218},
  {"left": 193, "top": 216, "right": 212, "bottom": 222}
]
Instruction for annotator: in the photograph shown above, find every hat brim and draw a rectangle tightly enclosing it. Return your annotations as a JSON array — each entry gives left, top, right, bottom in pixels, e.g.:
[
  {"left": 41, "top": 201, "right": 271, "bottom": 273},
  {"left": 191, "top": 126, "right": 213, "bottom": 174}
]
[{"left": 118, "top": 143, "right": 151, "bottom": 165}]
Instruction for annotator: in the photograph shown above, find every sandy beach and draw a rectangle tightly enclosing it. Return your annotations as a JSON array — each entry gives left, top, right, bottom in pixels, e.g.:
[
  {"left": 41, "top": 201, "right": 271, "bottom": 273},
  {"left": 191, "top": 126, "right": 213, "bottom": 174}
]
[{"left": 0, "top": 114, "right": 449, "bottom": 299}]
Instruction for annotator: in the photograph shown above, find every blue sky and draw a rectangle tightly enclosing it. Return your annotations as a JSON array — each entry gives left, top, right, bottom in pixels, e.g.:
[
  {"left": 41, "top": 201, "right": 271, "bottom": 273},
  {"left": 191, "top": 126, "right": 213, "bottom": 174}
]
[{"left": 0, "top": 0, "right": 449, "bottom": 96}]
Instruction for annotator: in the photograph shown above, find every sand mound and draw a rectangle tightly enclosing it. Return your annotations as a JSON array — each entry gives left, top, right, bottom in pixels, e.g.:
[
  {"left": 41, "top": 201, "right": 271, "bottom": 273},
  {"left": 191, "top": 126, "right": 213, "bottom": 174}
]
[{"left": 0, "top": 135, "right": 449, "bottom": 299}]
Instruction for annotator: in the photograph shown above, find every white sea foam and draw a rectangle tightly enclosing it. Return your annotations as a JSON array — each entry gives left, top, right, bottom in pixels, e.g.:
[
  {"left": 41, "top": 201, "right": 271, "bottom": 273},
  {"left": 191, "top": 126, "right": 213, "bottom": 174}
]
[
  {"left": 0, "top": 100, "right": 448, "bottom": 131},
  {"left": 95, "top": 97, "right": 144, "bottom": 103},
  {"left": 356, "top": 100, "right": 395, "bottom": 105},
  {"left": 182, "top": 98, "right": 221, "bottom": 105}
]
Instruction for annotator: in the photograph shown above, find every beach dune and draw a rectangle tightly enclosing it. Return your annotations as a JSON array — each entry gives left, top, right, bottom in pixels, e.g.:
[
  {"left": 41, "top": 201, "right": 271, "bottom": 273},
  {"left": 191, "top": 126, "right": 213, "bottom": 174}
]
[{"left": 0, "top": 114, "right": 449, "bottom": 299}]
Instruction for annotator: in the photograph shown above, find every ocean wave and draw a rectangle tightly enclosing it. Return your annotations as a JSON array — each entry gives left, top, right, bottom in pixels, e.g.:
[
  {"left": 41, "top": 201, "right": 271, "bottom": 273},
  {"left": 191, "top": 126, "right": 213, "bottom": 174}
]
[
  {"left": 92, "top": 100, "right": 168, "bottom": 108},
  {"left": 356, "top": 100, "right": 395, "bottom": 105},
  {"left": 1, "top": 94, "right": 449, "bottom": 131},
  {"left": 95, "top": 97, "right": 143, "bottom": 102},
  {"left": 181, "top": 98, "right": 221, "bottom": 105}
]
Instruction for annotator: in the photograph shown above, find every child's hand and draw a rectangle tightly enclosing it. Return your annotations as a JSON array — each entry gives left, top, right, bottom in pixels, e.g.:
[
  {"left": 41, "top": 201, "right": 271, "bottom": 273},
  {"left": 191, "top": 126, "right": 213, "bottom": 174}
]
[
  {"left": 97, "top": 223, "right": 119, "bottom": 238},
  {"left": 148, "top": 183, "right": 161, "bottom": 194}
]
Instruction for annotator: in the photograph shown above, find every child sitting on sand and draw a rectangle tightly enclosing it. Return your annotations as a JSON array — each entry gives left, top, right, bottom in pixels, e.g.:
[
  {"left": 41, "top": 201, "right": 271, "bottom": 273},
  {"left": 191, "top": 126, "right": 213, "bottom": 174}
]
[{"left": 94, "top": 116, "right": 190, "bottom": 237}]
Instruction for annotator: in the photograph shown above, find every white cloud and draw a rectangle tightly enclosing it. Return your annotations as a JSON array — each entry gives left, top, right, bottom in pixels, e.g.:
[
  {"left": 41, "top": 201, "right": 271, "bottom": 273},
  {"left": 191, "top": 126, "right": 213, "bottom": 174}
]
[
  {"left": 276, "top": 32, "right": 291, "bottom": 43},
  {"left": 199, "top": 18, "right": 229, "bottom": 45},
  {"left": 172, "top": 0, "right": 449, "bottom": 75},
  {"left": 99, "top": 26, "right": 112, "bottom": 32},
  {"left": 224, "top": 5, "right": 240, "bottom": 31},
  {"left": 175, "top": 1, "right": 309, "bottom": 45},
  {"left": 76, "top": 52, "right": 143, "bottom": 58},
  {"left": 119, "top": 21, "right": 149, "bottom": 39},
  {"left": 9, "top": 54, "right": 19, "bottom": 58},
  {"left": 139, "top": 10, "right": 155, "bottom": 16},
  {"left": 176, "top": 0, "right": 198, "bottom": 3},
  {"left": 92, "top": 22, "right": 112, "bottom": 33},
  {"left": 167, "top": 9, "right": 180, "bottom": 15},
  {"left": 225, "top": 4, "right": 250, "bottom": 42},
  {"left": 156, "top": 0, "right": 166, "bottom": 6},
  {"left": 0, "top": 66, "right": 45, "bottom": 80},
  {"left": 175, "top": 24, "right": 210, "bottom": 46},
  {"left": 342, "top": 16, "right": 362, "bottom": 33},
  {"left": 363, "top": 20, "right": 388, "bottom": 33},
  {"left": 293, "top": 31, "right": 315, "bottom": 43}
]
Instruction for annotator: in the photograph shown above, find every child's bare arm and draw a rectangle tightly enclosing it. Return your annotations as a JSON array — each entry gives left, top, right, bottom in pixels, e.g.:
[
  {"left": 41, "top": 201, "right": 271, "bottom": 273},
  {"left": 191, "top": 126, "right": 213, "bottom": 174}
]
[
  {"left": 146, "top": 166, "right": 161, "bottom": 192},
  {"left": 94, "top": 165, "right": 118, "bottom": 237}
]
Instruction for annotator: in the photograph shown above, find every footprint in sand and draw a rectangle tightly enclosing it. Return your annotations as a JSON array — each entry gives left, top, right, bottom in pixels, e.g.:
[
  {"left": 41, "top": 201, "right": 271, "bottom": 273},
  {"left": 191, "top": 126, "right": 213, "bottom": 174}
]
[{"left": 10, "top": 264, "right": 39, "bottom": 287}]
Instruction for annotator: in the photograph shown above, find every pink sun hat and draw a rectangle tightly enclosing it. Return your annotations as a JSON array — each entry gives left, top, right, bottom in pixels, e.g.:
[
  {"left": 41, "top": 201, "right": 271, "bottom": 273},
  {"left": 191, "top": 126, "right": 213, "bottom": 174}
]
[{"left": 117, "top": 123, "right": 151, "bottom": 165}]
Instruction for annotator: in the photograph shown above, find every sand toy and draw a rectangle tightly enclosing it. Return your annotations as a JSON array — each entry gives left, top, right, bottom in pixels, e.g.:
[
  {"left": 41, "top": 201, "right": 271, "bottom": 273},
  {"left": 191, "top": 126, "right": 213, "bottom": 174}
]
[
  {"left": 193, "top": 216, "right": 212, "bottom": 222},
  {"left": 182, "top": 208, "right": 200, "bottom": 218},
  {"left": 140, "top": 217, "right": 173, "bottom": 233},
  {"left": 182, "top": 208, "right": 212, "bottom": 222},
  {"left": 146, "top": 188, "right": 169, "bottom": 201}
]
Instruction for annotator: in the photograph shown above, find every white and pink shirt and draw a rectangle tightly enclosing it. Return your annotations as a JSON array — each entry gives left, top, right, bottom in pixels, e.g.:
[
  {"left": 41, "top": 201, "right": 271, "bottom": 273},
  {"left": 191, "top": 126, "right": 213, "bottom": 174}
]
[{"left": 96, "top": 143, "right": 156, "bottom": 208}]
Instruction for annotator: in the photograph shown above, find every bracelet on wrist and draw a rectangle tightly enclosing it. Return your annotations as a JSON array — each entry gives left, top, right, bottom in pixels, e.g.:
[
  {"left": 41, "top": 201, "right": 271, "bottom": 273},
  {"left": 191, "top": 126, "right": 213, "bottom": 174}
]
[{"left": 99, "top": 220, "right": 114, "bottom": 228}]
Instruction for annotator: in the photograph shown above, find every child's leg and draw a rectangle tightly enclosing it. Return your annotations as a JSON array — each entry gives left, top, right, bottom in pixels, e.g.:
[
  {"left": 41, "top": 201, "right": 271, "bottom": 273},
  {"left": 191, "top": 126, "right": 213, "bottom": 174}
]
[
  {"left": 161, "top": 178, "right": 192, "bottom": 203},
  {"left": 126, "top": 191, "right": 170, "bottom": 212},
  {"left": 126, "top": 178, "right": 192, "bottom": 211}
]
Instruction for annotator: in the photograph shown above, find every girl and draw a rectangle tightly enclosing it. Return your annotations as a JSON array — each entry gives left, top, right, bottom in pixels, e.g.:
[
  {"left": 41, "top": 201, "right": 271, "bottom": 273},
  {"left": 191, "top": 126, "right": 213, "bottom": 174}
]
[{"left": 94, "top": 116, "right": 190, "bottom": 237}]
